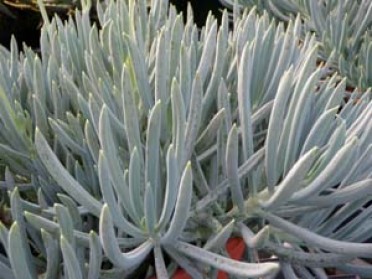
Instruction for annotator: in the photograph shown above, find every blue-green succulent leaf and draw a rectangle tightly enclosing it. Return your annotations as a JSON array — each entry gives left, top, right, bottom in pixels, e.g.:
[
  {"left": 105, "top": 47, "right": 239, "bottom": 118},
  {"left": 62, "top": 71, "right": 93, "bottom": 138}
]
[
  {"left": 203, "top": 220, "right": 235, "bottom": 251},
  {"left": 99, "top": 204, "right": 153, "bottom": 270},
  {"left": 35, "top": 128, "right": 102, "bottom": 216},
  {"left": 261, "top": 147, "right": 319, "bottom": 209},
  {"left": 226, "top": 125, "right": 245, "bottom": 212},
  {"left": 154, "top": 245, "right": 169, "bottom": 279},
  {"left": 129, "top": 147, "right": 144, "bottom": 219},
  {"left": 8, "top": 222, "right": 35, "bottom": 279},
  {"left": 145, "top": 101, "right": 162, "bottom": 215},
  {"left": 55, "top": 203, "right": 75, "bottom": 250},
  {"left": 263, "top": 212, "right": 372, "bottom": 258},
  {"left": 98, "top": 151, "right": 144, "bottom": 237},
  {"left": 162, "top": 162, "right": 193, "bottom": 244},
  {"left": 174, "top": 241, "right": 279, "bottom": 277},
  {"left": 41, "top": 229, "right": 60, "bottom": 279},
  {"left": 61, "top": 235, "right": 83, "bottom": 279},
  {"left": 88, "top": 231, "right": 102, "bottom": 279}
]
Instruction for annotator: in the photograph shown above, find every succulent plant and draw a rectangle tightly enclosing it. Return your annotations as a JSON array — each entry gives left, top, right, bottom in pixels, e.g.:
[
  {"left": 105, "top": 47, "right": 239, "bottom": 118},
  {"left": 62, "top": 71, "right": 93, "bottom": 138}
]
[
  {"left": 220, "top": 0, "right": 372, "bottom": 91},
  {"left": 0, "top": 0, "right": 371, "bottom": 278}
]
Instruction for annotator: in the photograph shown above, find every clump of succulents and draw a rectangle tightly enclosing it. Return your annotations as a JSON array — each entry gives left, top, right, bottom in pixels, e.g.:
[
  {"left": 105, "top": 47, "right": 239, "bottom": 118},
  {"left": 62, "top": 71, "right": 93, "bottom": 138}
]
[
  {"left": 0, "top": 0, "right": 371, "bottom": 278},
  {"left": 220, "top": 0, "right": 372, "bottom": 91}
]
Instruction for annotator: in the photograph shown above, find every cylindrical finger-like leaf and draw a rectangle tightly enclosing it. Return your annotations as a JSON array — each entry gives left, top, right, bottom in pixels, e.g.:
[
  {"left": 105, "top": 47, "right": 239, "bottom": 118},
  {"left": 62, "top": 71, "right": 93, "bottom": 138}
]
[
  {"left": 292, "top": 137, "right": 359, "bottom": 201},
  {"left": 204, "top": 220, "right": 235, "bottom": 251},
  {"left": 98, "top": 106, "right": 137, "bottom": 220},
  {"left": 158, "top": 145, "right": 179, "bottom": 231},
  {"left": 196, "top": 108, "right": 226, "bottom": 151},
  {"left": 174, "top": 241, "right": 279, "bottom": 278},
  {"left": 122, "top": 65, "right": 143, "bottom": 158},
  {"left": 263, "top": 212, "right": 372, "bottom": 258},
  {"left": 8, "top": 222, "right": 35, "bottom": 279},
  {"left": 129, "top": 147, "right": 144, "bottom": 219},
  {"left": 239, "top": 223, "right": 270, "bottom": 249},
  {"left": 144, "top": 183, "right": 157, "bottom": 235},
  {"left": 237, "top": 42, "right": 254, "bottom": 163},
  {"left": 162, "top": 162, "right": 193, "bottom": 244},
  {"left": 305, "top": 179, "right": 372, "bottom": 207},
  {"left": 145, "top": 101, "right": 162, "bottom": 216},
  {"left": 196, "top": 21, "right": 217, "bottom": 83},
  {"left": 55, "top": 203, "right": 75, "bottom": 250},
  {"left": 41, "top": 229, "right": 60, "bottom": 279},
  {"left": 99, "top": 204, "right": 153, "bottom": 270},
  {"left": 226, "top": 125, "right": 245, "bottom": 212},
  {"left": 35, "top": 128, "right": 102, "bottom": 216},
  {"left": 88, "top": 231, "right": 102, "bottom": 279},
  {"left": 184, "top": 74, "right": 203, "bottom": 168},
  {"left": 154, "top": 245, "right": 169, "bottom": 279},
  {"left": 98, "top": 151, "right": 144, "bottom": 237},
  {"left": 61, "top": 236, "right": 83, "bottom": 279},
  {"left": 171, "top": 78, "right": 186, "bottom": 166},
  {"left": 193, "top": 148, "right": 264, "bottom": 215},
  {"left": 261, "top": 147, "right": 319, "bottom": 209},
  {"left": 265, "top": 69, "right": 294, "bottom": 191}
]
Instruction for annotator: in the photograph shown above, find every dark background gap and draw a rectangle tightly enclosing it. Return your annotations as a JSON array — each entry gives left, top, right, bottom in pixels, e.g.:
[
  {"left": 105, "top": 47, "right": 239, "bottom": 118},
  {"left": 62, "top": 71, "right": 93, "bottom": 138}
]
[{"left": 0, "top": 0, "right": 225, "bottom": 49}]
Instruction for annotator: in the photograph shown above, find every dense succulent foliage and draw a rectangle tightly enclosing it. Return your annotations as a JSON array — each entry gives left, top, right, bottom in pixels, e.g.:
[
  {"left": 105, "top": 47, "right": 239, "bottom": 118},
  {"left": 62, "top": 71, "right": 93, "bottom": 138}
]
[
  {"left": 0, "top": 0, "right": 371, "bottom": 278},
  {"left": 220, "top": 0, "right": 372, "bottom": 90}
]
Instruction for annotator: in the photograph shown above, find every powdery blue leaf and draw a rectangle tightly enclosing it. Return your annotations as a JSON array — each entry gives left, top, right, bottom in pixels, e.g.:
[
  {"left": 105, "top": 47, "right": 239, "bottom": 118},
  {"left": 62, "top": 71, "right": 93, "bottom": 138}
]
[
  {"left": 196, "top": 21, "right": 217, "bottom": 83},
  {"left": 300, "top": 107, "right": 339, "bottom": 155},
  {"left": 196, "top": 108, "right": 226, "bottom": 151},
  {"left": 0, "top": 261, "right": 15, "bottom": 279},
  {"left": 264, "top": 241, "right": 352, "bottom": 267},
  {"left": 121, "top": 65, "right": 143, "bottom": 159},
  {"left": 292, "top": 137, "right": 359, "bottom": 201},
  {"left": 9, "top": 188, "right": 36, "bottom": 277},
  {"left": 98, "top": 151, "right": 144, "bottom": 237},
  {"left": 61, "top": 235, "right": 83, "bottom": 279},
  {"left": 24, "top": 212, "right": 60, "bottom": 235},
  {"left": 41, "top": 229, "right": 60, "bottom": 279},
  {"left": 283, "top": 69, "right": 320, "bottom": 172},
  {"left": 226, "top": 125, "right": 245, "bottom": 212},
  {"left": 99, "top": 204, "right": 153, "bottom": 270},
  {"left": 184, "top": 74, "right": 203, "bottom": 169},
  {"left": 203, "top": 220, "right": 235, "bottom": 251},
  {"left": 8, "top": 222, "right": 36, "bottom": 279},
  {"left": 35, "top": 128, "right": 102, "bottom": 216},
  {"left": 260, "top": 147, "right": 319, "bottom": 209},
  {"left": 158, "top": 145, "right": 179, "bottom": 231},
  {"left": 263, "top": 212, "right": 372, "bottom": 258},
  {"left": 237, "top": 42, "right": 254, "bottom": 163},
  {"left": 170, "top": 78, "right": 186, "bottom": 167},
  {"left": 162, "top": 162, "right": 193, "bottom": 244},
  {"left": 305, "top": 179, "right": 372, "bottom": 207},
  {"left": 55, "top": 203, "right": 75, "bottom": 250},
  {"left": 193, "top": 148, "right": 264, "bottom": 215},
  {"left": 144, "top": 183, "right": 157, "bottom": 235},
  {"left": 265, "top": 70, "right": 293, "bottom": 192},
  {"left": 239, "top": 223, "right": 270, "bottom": 249},
  {"left": 145, "top": 101, "right": 162, "bottom": 216},
  {"left": 49, "top": 118, "right": 85, "bottom": 155},
  {"left": 154, "top": 245, "right": 169, "bottom": 279},
  {"left": 129, "top": 147, "right": 144, "bottom": 219},
  {"left": 125, "top": 36, "right": 153, "bottom": 111},
  {"left": 88, "top": 231, "right": 102, "bottom": 279},
  {"left": 174, "top": 241, "right": 279, "bottom": 278},
  {"left": 98, "top": 105, "right": 137, "bottom": 220},
  {"left": 58, "top": 193, "right": 83, "bottom": 231},
  {"left": 164, "top": 245, "right": 204, "bottom": 279}
]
